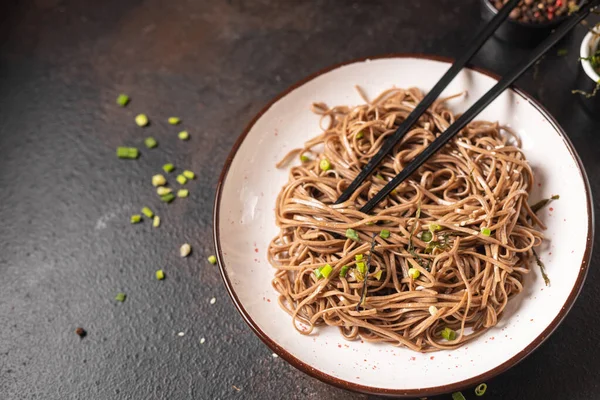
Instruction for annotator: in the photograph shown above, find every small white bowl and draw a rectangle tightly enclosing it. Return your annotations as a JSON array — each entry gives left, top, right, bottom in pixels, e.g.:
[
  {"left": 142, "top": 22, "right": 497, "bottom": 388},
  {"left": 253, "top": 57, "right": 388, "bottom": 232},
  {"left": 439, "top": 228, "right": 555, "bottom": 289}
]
[
  {"left": 214, "top": 55, "right": 594, "bottom": 397},
  {"left": 580, "top": 28, "right": 600, "bottom": 84}
]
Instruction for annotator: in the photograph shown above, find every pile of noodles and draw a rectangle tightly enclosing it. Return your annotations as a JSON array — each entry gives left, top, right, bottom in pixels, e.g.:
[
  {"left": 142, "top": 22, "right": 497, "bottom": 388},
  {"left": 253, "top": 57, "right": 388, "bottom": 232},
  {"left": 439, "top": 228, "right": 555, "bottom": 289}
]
[{"left": 268, "top": 87, "right": 545, "bottom": 352}]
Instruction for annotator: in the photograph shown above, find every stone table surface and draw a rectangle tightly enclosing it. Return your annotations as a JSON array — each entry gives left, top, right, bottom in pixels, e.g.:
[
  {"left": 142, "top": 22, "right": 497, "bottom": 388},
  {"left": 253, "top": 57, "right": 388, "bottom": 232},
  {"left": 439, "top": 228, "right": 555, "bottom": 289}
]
[{"left": 0, "top": 0, "right": 598, "bottom": 399}]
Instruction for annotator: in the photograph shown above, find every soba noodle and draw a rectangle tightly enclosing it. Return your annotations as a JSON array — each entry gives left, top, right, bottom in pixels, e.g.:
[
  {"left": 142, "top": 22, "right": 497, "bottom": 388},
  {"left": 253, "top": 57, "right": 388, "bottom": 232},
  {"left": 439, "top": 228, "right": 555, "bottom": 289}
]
[{"left": 268, "top": 87, "right": 544, "bottom": 352}]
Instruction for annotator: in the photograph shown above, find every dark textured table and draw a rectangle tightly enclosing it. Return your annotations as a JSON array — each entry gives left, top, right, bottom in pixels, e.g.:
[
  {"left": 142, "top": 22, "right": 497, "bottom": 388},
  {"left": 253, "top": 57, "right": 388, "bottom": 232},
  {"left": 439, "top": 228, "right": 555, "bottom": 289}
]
[{"left": 1, "top": 1, "right": 598, "bottom": 399}]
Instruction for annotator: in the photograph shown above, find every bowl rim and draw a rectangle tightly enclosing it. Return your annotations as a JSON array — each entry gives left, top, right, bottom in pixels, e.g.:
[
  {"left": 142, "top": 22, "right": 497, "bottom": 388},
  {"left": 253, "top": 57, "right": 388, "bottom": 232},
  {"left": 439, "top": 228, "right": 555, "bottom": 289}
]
[
  {"left": 481, "top": 0, "right": 573, "bottom": 29},
  {"left": 212, "top": 53, "right": 594, "bottom": 397},
  {"left": 580, "top": 29, "right": 600, "bottom": 83}
]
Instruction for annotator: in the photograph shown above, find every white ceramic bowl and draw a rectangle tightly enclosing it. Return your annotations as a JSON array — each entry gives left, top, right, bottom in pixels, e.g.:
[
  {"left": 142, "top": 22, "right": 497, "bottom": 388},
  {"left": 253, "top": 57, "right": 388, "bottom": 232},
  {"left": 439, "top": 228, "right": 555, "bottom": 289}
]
[
  {"left": 580, "top": 29, "right": 599, "bottom": 83},
  {"left": 213, "top": 55, "right": 593, "bottom": 397}
]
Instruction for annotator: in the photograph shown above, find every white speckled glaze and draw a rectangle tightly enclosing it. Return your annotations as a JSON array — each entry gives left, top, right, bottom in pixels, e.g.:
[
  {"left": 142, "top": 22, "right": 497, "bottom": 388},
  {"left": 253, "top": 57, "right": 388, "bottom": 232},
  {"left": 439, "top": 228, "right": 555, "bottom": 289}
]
[{"left": 214, "top": 56, "right": 593, "bottom": 396}]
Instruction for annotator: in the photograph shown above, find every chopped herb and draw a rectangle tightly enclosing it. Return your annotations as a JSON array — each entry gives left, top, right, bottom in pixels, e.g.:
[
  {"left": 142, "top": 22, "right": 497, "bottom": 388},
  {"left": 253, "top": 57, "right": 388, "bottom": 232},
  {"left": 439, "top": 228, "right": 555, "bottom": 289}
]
[
  {"left": 116, "top": 94, "right": 130, "bottom": 107},
  {"left": 355, "top": 254, "right": 364, "bottom": 261},
  {"left": 156, "top": 186, "right": 172, "bottom": 196},
  {"left": 557, "top": 48, "right": 568, "bottom": 57},
  {"left": 408, "top": 268, "right": 420, "bottom": 279},
  {"left": 144, "top": 137, "right": 157, "bottom": 148},
  {"left": 168, "top": 117, "right": 181, "bottom": 125},
  {"left": 208, "top": 255, "right": 217, "bottom": 265},
  {"left": 356, "top": 131, "right": 364, "bottom": 139},
  {"left": 421, "top": 230, "right": 433, "bottom": 242},
  {"left": 572, "top": 82, "right": 600, "bottom": 99},
  {"left": 345, "top": 228, "right": 359, "bottom": 241},
  {"left": 153, "top": 216, "right": 160, "bottom": 228},
  {"left": 135, "top": 114, "right": 149, "bottom": 127},
  {"left": 373, "top": 270, "right": 383, "bottom": 280},
  {"left": 162, "top": 163, "right": 175, "bottom": 173},
  {"left": 429, "top": 223, "right": 442, "bottom": 232},
  {"left": 300, "top": 154, "right": 310, "bottom": 162},
  {"left": 116, "top": 147, "right": 139, "bottom": 159},
  {"left": 152, "top": 174, "right": 167, "bottom": 187},
  {"left": 130, "top": 214, "right": 142, "bottom": 224},
  {"left": 339, "top": 265, "right": 350, "bottom": 277},
  {"left": 180, "top": 243, "right": 191, "bottom": 257},
  {"left": 182, "top": 170, "right": 195, "bottom": 179},
  {"left": 115, "top": 292, "right": 126, "bottom": 302},
  {"left": 141, "top": 207, "right": 154, "bottom": 218},
  {"left": 380, "top": 229, "right": 390, "bottom": 239},
  {"left": 442, "top": 327, "right": 456, "bottom": 341},
  {"left": 178, "top": 131, "right": 189, "bottom": 140},
  {"left": 531, "top": 194, "right": 560, "bottom": 213},
  {"left": 533, "top": 249, "right": 550, "bottom": 286},
  {"left": 177, "top": 189, "right": 189, "bottom": 198},
  {"left": 452, "top": 392, "right": 466, "bottom": 400},
  {"left": 176, "top": 174, "right": 187, "bottom": 185},
  {"left": 481, "top": 227, "right": 491, "bottom": 237},
  {"left": 156, "top": 269, "right": 165, "bottom": 280},
  {"left": 475, "top": 383, "right": 487, "bottom": 397},
  {"left": 319, "top": 158, "right": 331, "bottom": 171},
  {"left": 160, "top": 193, "right": 175, "bottom": 203}
]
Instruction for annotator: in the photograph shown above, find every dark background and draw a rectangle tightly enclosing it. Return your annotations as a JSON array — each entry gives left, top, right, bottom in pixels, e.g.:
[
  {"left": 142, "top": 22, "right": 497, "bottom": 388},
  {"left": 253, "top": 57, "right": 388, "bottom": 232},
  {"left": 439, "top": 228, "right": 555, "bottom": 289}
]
[{"left": 0, "top": 0, "right": 598, "bottom": 399}]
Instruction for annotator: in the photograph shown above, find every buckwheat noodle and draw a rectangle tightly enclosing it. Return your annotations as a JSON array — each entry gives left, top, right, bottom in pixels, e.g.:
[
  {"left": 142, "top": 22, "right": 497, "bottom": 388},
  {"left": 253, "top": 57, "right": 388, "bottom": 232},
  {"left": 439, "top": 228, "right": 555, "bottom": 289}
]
[{"left": 268, "top": 87, "right": 544, "bottom": 352}]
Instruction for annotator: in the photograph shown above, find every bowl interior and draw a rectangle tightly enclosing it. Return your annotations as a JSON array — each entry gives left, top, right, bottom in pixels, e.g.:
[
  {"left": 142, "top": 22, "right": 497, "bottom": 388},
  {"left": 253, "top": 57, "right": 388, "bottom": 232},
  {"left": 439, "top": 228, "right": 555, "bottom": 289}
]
[{"left": 215, "top": 56, "right": 592, "bottom": 395}]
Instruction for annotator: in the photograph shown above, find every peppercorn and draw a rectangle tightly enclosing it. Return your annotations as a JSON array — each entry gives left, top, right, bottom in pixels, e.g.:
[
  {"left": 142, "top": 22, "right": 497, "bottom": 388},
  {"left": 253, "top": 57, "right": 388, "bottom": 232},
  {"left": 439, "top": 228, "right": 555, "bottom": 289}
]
[{"left": 75, "top": 327, "right": 87, "bottom": 338}]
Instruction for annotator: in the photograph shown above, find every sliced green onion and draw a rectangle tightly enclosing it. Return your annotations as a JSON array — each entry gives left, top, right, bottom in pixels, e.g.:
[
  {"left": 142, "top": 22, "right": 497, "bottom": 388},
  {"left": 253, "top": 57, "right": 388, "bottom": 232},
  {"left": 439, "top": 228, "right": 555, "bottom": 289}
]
[
  {"left": 442, "top": 327, "right": 456, "bottom": 341},
  {"left": 408, "top": 268, "right": 420, "bottom": 279},
  {"left": 421, "top": 230, "right": 433, "bottom": 242},
  {"left": 115, "top": 292, "right": 126, "bottom": 302},
  {"left": 429, "top": 305, "right": 438, "bottom": 316},
  {"left": 339, "top": 265, "right": 350, "bottom": 277},
  {"left": 314, "top": 267, "right": 323, "bottom": 279},
  {"left": 429, "top": 223, "right": 442, "bottom": 232},
  {"left": 391, "top": 189, "right": 397, "bottom": 195},
  {"left": 177, "top": 189, "right": 189, "bottom": 198},
  {"left": 481, "top": 227, "right": 491, "bottom": 236},
  {"left": 160, "top": 193, "right": 175, "bottom": 203},
  {"left": 153, "top": 216, "right": 160, "bottom": 228},
  {"left": 379, "top": 229, "right": 390, "bottom": 239},
  {"left": 116, "top": 94, "right": 130, "bottom": 107},
  {"left": 135, "top": 114, "right": 149, "bottom": 127},
  {"left": 176, "top": 174, "right": 187, "bottom": 185},
  {"left": 162, "top": 163, "right": 175, "bottom": 173},
  {"left": 320, "top": 264, "right": 333, "bottom": 278},
  {"left": 152, "top": 174, "right": 166, "bottom": 187},
  {"left": 141, "top": 207, "right": 154, "bottom": 218},
  {"left": 356, "top": 261, "right": 366, "bottom": 274},
  {"left": 452, "top": 392, "right": 466, "bottom": 400},
  {"left": 300, "top": 154, "right": 310, "bottom": 162},
  {"left": 356, "top": 131, "right": 364, "bottom": 139},
  {"left": 376, "top": 174, "right": 384, "bottom": 180},
  {"left": 144, "top": 137, "right": 157, "bottom": 148},
  {"left": 168, "top": 117, "right": 181, "bottom": 125},
  {"left": 373, "top": 270, "right": 383, "bottom": 280},
  {"left": 178, "top": 130, "right": 189, "bottom": 140},
  {"left": 180, "top": 243, "right": 191, "bottom": 257},
  {"left": 345, "top": 228, "right": 359, "bottom": 241},
  {"left": 319, "top": 158, "right": 331, "bottom": 171},
  {"left": 116, "top": 147, "right": 139, "bottom": 159},
  {"left": 208, "top": 255, "right": 217, "bottom": 265},
  {"left": 355, "top": 254, "right": 363, "bottom": 261},
  {"left": 156, "top": 269, "right": 165, "bottom": 280},
  {"left": 156, "top": 186, "right": 172, "bottom": 196},
  {"left": 183, "top": 170, "right": 195, "bottom": 179},
  {"left": 130, "top": 214, "right": 142, "bottom": 224},
  {"left": 475, "top": 383, "right": 487, "bottom": 397}
]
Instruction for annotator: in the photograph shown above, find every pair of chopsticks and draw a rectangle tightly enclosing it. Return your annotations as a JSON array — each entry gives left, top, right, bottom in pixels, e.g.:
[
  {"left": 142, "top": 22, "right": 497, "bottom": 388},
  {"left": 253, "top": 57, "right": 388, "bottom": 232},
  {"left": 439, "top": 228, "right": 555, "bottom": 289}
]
[{"left": 337, "top": 0, "right": 599, "bottom": 214}]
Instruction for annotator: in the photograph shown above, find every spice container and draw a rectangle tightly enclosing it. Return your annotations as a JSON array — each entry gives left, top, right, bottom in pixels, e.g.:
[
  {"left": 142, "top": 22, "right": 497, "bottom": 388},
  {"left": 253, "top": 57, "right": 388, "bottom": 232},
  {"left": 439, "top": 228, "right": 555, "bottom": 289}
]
[
  {"left": 480, "top": 0, "right": 581, "bottom": 47},
  {"left": 575, "top": 28, "right": 600, "bottom": 115}
]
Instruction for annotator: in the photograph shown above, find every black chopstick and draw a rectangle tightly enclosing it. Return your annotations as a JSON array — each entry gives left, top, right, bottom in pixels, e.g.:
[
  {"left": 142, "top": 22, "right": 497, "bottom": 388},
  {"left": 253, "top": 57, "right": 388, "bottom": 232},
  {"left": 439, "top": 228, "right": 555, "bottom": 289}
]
[
  {"left": 334, "top": 0, "right": 521, "bottom": 205},
  {"left": 360, "top": 0, "right": 599, "bottom": 214}
]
